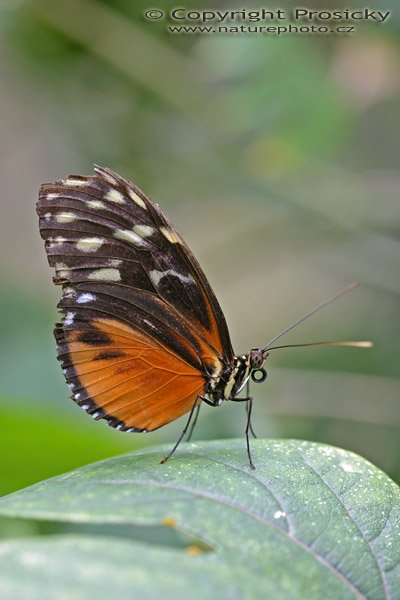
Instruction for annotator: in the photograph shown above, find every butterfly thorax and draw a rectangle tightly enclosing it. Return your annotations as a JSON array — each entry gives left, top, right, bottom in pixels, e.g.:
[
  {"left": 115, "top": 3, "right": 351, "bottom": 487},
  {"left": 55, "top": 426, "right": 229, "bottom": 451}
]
[{"left": 206, "top": 348, "right": 265, "bottom": 404}]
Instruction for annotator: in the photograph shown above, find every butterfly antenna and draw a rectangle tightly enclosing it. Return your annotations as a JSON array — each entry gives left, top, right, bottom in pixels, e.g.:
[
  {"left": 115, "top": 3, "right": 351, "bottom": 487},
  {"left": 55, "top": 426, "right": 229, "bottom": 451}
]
[
  {"left": 262, "top": 282, "right": 372, "bottom": 354},
  {"left": 267, "top": 340, "right": 373, "bottom": 351}
]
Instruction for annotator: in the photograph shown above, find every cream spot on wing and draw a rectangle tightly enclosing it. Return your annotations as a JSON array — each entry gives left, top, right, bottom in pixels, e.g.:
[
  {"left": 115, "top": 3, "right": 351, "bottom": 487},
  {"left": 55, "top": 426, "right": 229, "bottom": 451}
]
[
  {"left": 64, "top": 312, "right": 75, "bottom": 326},
  {"left": 149, "top": 269, "right": 194, "bottom": 288},
  {"left": 143, "top": 318, "right": 160, "bottom": 333},
  {"left": 77, "top": 292, "right": 96, "bottom": 304},
  {"left": 160, "top": 227, "right": 180, "bottom": 244},
  {"left": 109, "top": 259, "right": 122, "bottom": 267},
  {"left": 128, "top": 189, "right": 147, "bottom": 210},
  {"left": 54, "top": 263, "right": 70, "bottom": 279},
  {"left": 46, "top": 193, "right": 60, "bottom": 200},
  {"left": 114, "top": 229, "right": 147, "bottom": 247},
  {"left": 63, "top": 178, "right": 87, "bottom": 187},
  {"left": 56, "top": 212, "right": 77, "bottom": 223},
  {"left": 76, "top": 237, "right": 104, "bottom": 253},
  {"left": 133, "top": 225, "right": 154, "bottom": 238},
  {"left": 54, "top": 237, "right": 67, "bottom": 244},
  {"left": 44, "top": 212, "right": 52, "bottom": 221},
  {"left": 55, "top": 262, "right": 69, "bottom": 271},
  {"left": 99, "top": 170, "right": 118, "bottom": 185},
  {"left": 88, "top": 268, "right": 121, "bottom": 281},
  {"left": 104, "top": 189, "right": 125, "bottom": 204},
  {"left": 63, "top": 287, "right": 76, "bottom": 298},
  {"left": 86, "top": 200, "right": 106, "bottom": 209}
]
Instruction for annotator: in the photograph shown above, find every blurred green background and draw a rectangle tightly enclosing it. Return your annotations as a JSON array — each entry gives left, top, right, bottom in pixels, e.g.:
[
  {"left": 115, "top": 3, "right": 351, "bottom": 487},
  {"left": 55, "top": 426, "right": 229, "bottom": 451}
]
[{"left": 0, "top": 0, "right": 399, "bottom": 496}]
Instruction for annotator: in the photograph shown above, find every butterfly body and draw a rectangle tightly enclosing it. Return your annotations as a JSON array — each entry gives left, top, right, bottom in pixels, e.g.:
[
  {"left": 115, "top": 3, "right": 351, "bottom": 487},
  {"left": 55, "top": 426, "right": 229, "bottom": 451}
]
[
  {"left": 206, "top": 349, "right": 266, "bottom": 406},
  {"left": 37, "top": 167, "right": 267, "bottom": 445}
]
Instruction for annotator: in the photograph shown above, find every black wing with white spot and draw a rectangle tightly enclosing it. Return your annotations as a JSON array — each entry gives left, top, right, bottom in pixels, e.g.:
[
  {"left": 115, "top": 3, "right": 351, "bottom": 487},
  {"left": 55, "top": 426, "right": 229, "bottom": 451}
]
[{"left": 37, "top": 166, "right": 234, "bottom": 368}]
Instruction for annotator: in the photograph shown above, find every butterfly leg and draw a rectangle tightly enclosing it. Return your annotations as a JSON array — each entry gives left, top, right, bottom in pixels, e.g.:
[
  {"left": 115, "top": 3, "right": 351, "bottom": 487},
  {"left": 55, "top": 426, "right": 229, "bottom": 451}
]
[
  {"left": 246, "top": 400, "right": 257, "bottom": 439},
  {"left": 160, "top": 396, "right": 201, "bottom": 465},
  {"left": 186, "top": 404, "right": 201, "bottom": 442},
  {"left": 246, "top": 379, "right": 257, "bottom": 439},
  {"left": 200, "top": 395, "right": 221, "bottom": 407},
  {"left": 245, "top": 396, "right": 256, "bottom": 470},
  {"left": 185, "top": 394, "right": 223, "bottom": 441},
  {"left": 230, "top": 395, "right": 256, "bottom": 470}
]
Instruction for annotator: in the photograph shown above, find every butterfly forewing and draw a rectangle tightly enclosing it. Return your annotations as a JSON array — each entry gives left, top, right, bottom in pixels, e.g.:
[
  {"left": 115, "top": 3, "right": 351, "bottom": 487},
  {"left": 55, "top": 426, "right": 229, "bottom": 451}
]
[{"left": 37, "top": 167, "right": 233, "bottom": 431}]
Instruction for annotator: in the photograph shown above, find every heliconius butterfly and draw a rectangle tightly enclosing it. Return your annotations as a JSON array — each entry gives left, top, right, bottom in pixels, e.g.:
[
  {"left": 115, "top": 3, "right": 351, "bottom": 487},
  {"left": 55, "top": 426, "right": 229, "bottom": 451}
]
[{"left": 37, "top": 167, "right": 372, "bottom": 468}]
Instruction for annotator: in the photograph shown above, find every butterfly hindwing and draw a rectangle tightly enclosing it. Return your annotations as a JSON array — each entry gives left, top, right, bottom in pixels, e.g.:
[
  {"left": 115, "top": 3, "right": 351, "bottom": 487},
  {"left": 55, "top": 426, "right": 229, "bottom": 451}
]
[
  {"left": 37, "top": 167, "right": 232, "bottom": 431},
  {"left": 55, "top": 316, "right": 205, "bottom": 431}
]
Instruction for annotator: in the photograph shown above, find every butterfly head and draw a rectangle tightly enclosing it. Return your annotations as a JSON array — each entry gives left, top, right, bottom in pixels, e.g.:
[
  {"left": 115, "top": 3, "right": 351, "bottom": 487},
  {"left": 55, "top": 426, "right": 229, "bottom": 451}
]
[{"left": 248, "top": 348, "right": 268, "bottom": 384}]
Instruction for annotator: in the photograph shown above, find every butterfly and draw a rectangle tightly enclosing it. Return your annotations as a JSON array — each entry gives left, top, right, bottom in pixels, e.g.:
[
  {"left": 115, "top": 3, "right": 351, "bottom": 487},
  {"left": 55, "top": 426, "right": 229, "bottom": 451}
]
[{"left": 37, "top": 167, "right": 371, "bottom": 468}]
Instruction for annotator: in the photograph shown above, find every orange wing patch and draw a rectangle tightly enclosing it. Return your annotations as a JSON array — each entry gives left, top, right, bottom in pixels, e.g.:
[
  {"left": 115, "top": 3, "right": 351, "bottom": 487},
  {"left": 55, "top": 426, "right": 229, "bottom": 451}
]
[{"left": 62, "top": 318, "right": 205, "bottom": 431}]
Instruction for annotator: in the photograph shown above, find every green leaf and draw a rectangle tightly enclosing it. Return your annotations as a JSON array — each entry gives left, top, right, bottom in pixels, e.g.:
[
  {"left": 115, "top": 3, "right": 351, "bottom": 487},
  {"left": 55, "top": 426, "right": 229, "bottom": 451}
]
[
  {"left": 0, "top": 535, "right": 230, "bottom": 600},
  {"left": 0, "top": 439, "right": 399, "bottom": 599}
]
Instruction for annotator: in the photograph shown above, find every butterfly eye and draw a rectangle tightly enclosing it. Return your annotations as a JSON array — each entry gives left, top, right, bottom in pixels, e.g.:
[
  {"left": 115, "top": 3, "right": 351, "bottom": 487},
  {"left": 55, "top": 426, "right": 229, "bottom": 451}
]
[
  {"left": 251, "top": 368, "right": 267, "bottom": 383},
  {"left": 249, "top": 348, "right": 264, "bottom": 369}
]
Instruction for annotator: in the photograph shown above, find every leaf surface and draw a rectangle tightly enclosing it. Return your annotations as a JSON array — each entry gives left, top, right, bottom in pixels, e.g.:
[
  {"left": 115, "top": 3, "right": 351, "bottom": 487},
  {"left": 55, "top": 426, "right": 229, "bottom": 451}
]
[{"left": 0, "top": 439, "right": 399, "bottom": 599}]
